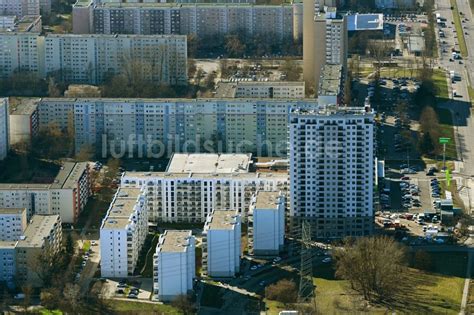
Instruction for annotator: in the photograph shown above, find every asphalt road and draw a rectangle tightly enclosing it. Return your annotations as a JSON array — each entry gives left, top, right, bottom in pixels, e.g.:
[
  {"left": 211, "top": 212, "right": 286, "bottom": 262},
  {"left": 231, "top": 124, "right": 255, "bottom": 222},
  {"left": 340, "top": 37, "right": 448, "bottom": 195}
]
[{"left": 436, "top": 0, "right": 474, "bottom": 176}]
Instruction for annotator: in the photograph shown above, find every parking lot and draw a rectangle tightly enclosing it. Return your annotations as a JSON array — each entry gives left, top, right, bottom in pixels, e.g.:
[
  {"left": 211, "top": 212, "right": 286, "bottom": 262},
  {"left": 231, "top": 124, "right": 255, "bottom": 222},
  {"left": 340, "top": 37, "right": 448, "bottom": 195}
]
[{"left": 103, "top": 278, "right": 153, "bottom": 300}]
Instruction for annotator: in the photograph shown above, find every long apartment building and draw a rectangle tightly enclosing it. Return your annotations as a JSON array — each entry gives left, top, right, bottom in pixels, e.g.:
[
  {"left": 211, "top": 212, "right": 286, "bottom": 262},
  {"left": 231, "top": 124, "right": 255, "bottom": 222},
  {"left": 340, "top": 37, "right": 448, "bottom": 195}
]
[
  {"left": 0, "top": 0, "right": 40, "bottom": 17},
  {"left": 0, "top": 98, "right": 8, "bottom": 160},
  {"left": 100, "top": 187, "right": 148, "bottom": 278},
  {"left": 121, "top": 153, "right": 288, "bottom": 223},
  {"left": 0, "top": 208, "right": 27, "bottom": 241},
  {"left": 0, "top": 33, "right": 44, "bottom": 79},
  {"left": 202, "top": 210, "right": 241, "bottom": 277},
  {"left": 303, "top": 5, "right": 347, "bottom": 90},
  {"left": 73, "top": 1, "right": 301, "bottom": 41},
  {"left": 289, "top": 106, "right": 375, "bottom": 238},
  {"left": 153, "top": 230, "right": 195, "bottom": 301},
  {"left": 215, "top": 81, "right": 305, "bottom": 99},
  {"left": 15, "top": 214, "right": 62, "bottom": 287},
  {"left": 248, "top": 191, "right": 285, "bottom": 256},
  {"left": 36, "top": 98, "right": 318, "bottom": 156},
  {"left": 0, "top": 33, "right": 188, "bottom": 85},
  {"left": 0, "top": 162, "right": 91, "bottom": 223}
]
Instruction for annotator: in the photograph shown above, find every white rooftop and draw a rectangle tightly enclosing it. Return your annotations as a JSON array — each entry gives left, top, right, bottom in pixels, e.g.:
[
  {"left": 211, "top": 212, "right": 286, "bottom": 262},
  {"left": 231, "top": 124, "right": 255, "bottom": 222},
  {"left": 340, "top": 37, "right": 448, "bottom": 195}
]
[{"left": 166, "top": 153, "right": 251, "bottom": 174}]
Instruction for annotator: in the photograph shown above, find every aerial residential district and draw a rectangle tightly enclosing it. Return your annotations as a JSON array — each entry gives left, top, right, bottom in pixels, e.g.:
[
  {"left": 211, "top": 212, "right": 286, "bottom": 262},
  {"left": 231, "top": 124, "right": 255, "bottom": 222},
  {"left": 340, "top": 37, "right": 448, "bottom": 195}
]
[{"left": 1, "top": 0, "right": 474, "bottom": 314}]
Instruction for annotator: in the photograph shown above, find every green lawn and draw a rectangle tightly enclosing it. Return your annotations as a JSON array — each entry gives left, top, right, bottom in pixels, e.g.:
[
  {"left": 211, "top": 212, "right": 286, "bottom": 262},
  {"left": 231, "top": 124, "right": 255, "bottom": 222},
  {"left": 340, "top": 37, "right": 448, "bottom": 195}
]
[
  {"left": 468, "top": 85, "right": 474, "bottom": 106},
  {"left": 265, "top": 259, "right": 465, "bottom": 315},
  {"left": 40, "top": 310, "right": 63, "bottom": 315},
  {"left": 451, "top": 0, "right": 469, "bottom": 58},
  {"left": 107, "top": 300, "right": 181, "bottom": 314},
  {"left": 436, "top": 108, "right": 458, "bottom": 160},
  {"left": 433, "top": 69, "right": 449, "bottom": 100}
]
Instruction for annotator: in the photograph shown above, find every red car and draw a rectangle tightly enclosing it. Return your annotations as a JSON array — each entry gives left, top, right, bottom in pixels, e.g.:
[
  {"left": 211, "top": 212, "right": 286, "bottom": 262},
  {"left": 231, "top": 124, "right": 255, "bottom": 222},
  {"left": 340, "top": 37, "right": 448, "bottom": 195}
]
[{"left": 401, "top": 176, "right": 410, "bottom": 180}]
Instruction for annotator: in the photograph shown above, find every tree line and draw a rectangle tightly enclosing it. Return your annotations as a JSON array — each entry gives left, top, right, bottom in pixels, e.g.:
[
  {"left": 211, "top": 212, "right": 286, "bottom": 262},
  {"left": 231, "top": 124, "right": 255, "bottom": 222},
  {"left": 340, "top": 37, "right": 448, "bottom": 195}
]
[{"left": 188, "top": 33, "right": 302, "bottom": 59}]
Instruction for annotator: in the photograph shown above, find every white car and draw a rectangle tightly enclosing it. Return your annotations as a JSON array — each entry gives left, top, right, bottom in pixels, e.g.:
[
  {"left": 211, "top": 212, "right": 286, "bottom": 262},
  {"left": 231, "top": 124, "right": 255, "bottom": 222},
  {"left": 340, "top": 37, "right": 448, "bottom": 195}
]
[
  {"left": 250, "top": 265, "right": 258, "bottom": 271},
  {"left": 322, "top": 257, "right": 332, "bottom": 263}
]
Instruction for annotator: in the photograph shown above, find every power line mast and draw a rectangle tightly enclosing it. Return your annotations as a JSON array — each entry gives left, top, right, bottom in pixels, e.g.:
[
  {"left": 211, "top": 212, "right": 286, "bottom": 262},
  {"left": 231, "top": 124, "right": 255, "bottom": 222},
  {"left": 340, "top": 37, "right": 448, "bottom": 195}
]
[{"left": 298, "top": 220, "right": 314, "bottom": 303}]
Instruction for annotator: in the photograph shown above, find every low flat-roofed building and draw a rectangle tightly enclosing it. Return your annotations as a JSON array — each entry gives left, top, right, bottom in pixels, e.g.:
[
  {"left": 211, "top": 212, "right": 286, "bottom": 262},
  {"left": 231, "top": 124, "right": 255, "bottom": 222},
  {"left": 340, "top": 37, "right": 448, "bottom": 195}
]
[
  {"left": 407, "top": 35, "right": 425, "bottom": 56},
  {"left": 0, "top": 208, "right": 27, "bottom": 241},
  {"left": 202, "top": 210, "right": 241, "bottom": 277},
  {"left": 100, "top": 187, "right": 148, "bottom": 278},
  {"left": 153, "top": 230, "right": 195, "bottom": 301},
  {"left": 347, "top": 14, "right": 384, "bottom": 32},
  {"left": 15, "top": 215, "right": 62, "bottom": 287},
  {"left": 166, "top": 153, "right": 251, "bottom": 173},
  {"left": 248, "top": 191, "right": 285, "bottom": 256}
]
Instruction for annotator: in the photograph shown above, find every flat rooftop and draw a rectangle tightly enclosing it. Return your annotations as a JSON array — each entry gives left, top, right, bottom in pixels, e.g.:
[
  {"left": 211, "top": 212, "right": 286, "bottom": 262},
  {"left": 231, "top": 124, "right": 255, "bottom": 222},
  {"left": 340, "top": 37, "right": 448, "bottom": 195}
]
[
  {"left": 62, "top": 162, "right": 88, "bottom": 189},
  {"left": 96, "top": 2, "right": 292, "bottom": 8},
  {"left": 166, "top": 153, "right": 251, "bottom": 174},
  {"left": 206, "top": 210, "right": 239, "bottom": 230},
  {"left": 318, "top": 64, "right": 342, "bottom": 96},
  {"left": 17, "top": 215, "right": 59, "bottom": 248},
  {"left": 0, "top": 241, "right": 17, "bottom": 249},
  {"left": 102, "top": 217, "right": 132, "bottom": 230},
  {"left": 116, "top": 187, "right": 142, "bottom": 199},
  {"left": 107, "top": 198, "right": 140, "bottom": 219},
  {"left": 9, "top": 98, "right": 39, "bottom": 115},
  {"left": 123, "top": 171, "right": 288, "bottom": 181},
  {"left": 158, "top": 230, "right": 193, "bottom": 253},
  {"left": 347, "top": 14, "right": 384, "bottom": 31},
  {"left": 0, "top": 208, "right": 26, "bottom": 215},
  {"left": 255, "top": 191, "right": 282, "bottom": 209},
  {"left": 0, "top": 183, "right": 50, "bottom": 190},
  {"left": 50, "top": 162, "right": 77, "bottom": 189}
]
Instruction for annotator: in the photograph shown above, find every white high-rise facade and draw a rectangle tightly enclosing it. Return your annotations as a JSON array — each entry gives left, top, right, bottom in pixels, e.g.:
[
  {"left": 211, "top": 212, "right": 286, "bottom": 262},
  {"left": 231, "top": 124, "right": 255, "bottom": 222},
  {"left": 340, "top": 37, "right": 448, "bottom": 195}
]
[
  {"left": 100, "top": 187, "right": 148, "bottom": 278},
  {"left": 248, "top": 191, "right": 285, "bottom": 256},
  {"left": 153, "top": 230, "right": 195, "bottom": 301},
  {"left": 289, "top": 106, "right": 375, "bottom": 238},
  {"left": 202, "top": 210, "right": 241, "bottom": 277}
]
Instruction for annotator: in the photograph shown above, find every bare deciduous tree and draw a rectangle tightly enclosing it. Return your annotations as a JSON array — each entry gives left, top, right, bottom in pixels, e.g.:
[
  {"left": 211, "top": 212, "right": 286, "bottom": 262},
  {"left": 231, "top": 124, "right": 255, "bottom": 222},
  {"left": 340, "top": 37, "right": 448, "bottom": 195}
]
[
  {"left": 333, "top": 236, "right": 407, "bottom": 302},
  {"left": 265, "top": 279, "right": 298, "bottom": 305}
]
